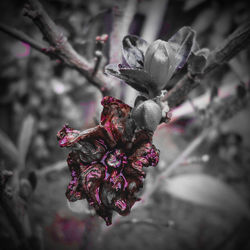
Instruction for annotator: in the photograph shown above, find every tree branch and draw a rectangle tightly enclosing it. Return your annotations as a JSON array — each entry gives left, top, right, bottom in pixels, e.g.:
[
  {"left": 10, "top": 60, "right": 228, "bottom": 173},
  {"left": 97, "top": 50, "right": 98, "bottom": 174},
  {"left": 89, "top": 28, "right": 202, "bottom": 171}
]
[
  {"left": 147, "top": 92, "right": 250, "bottom": 201},
  {"left": 165, "top": 20, "right": 250, "bottom": 108},
  {"left": 23, "top": 0, "right": 113, "bottom": 95},
  {"left": 0, "top": 0, "right": 117, "bottom": 96},
  {"left": 0, "top": 23, "right": 53, "bottom": 57},
  {"left": 204, "top": 21, "right": 250, "bottom": 74}
]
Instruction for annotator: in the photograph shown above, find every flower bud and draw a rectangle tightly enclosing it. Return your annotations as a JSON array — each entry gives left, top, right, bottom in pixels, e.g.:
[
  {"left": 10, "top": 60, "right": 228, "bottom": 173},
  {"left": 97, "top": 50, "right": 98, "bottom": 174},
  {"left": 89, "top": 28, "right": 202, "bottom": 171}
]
[
  {"left": 132, "top": 100, "right": 162, "bottom": 131},
  {"left": 144, "top": 40, "right": 174, "bottom": 90}
]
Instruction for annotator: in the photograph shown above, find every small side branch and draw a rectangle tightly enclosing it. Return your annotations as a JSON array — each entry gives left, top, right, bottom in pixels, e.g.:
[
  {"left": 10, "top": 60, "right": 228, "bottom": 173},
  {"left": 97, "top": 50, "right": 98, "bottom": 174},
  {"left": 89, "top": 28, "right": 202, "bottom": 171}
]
[{"left": 0, "top": 23, "right": 50, "bottom": 56}]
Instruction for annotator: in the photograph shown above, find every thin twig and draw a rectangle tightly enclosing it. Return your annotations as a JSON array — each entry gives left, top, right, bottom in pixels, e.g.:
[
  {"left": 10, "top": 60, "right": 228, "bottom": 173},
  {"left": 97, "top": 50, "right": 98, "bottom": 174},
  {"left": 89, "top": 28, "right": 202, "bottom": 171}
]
[
  {"left": 36, "top": 160, "right": 67, "bottom": 176},
  {"left": 139, "top": 127, "right": 212, "bottom": 207},
  {"left": 162, "top": 129, "right": 211, "bottom": 178},
  {"left": 92, "top": 35, "right": 108, "bottom": 77},
  {"left": 0, "top": 23, "right": 53, "bottom": 57},
  {"left": 24, "top": 0, "right": 112, "bottom": 95}
]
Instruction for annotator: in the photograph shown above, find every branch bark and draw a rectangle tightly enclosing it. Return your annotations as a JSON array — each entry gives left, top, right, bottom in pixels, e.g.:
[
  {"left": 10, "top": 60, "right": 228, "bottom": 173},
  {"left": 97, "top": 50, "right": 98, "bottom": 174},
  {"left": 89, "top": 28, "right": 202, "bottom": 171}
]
[
  {"left": 165, "top": 20, "right": 250, "bottom": 108},
  {"left": 0, "top": 23, "right": 51, "bottom": 57},
  {"left": 24, "top": 0, "right": 113, "bottom": 95},
  {"left": 0, "top": 0, "right": 116, "bottom": 96}
]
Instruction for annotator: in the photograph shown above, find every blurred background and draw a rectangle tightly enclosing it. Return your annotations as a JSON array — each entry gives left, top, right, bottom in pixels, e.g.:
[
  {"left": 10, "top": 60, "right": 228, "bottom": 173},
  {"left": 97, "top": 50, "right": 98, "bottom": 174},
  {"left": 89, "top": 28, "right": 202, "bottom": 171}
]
[{"left": 0, "top": 0, "right": 250, "bottom": 249}]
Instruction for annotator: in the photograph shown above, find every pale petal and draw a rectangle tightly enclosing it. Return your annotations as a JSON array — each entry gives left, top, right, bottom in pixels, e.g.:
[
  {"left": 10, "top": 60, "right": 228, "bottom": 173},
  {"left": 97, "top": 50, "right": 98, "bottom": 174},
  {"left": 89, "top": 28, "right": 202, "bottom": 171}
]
[
  {"left": 144, "top": 40, "right": 170, "bottom": 90},
  {"left": 122, "top": 35, "right": 149, "bottom": 68},
  {"left": 167, "top": 26, "right": 196, "bottom": 77}
]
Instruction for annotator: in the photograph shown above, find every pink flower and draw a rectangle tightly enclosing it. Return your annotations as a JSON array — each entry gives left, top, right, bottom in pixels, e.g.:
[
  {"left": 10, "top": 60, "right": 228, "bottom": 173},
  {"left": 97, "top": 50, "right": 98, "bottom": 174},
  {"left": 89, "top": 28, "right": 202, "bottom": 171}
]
[{"left": 57, "top": 96, "right": 159, "bottom": 225}]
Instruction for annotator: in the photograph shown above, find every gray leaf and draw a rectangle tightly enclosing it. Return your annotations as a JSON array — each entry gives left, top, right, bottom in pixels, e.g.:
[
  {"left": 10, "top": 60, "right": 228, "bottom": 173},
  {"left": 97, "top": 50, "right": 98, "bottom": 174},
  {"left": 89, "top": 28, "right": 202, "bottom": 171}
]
[
  {"left": 122, "top": 35, "right": 149, "bottom": 68},
  {"left": 105, "top": 64, "right": 151, "bottom": 95},
  {"left": 168, "top": 26, "right": 196, "bottom": 75},
  {"left": 0, "top": 128, "right": 18, "bottom": 162},
  {"left": 164, "top": 174, "right": 250, "bottom": 219},
  {"left": 18, "top": 115, "right": 35, "bottom": 170}
]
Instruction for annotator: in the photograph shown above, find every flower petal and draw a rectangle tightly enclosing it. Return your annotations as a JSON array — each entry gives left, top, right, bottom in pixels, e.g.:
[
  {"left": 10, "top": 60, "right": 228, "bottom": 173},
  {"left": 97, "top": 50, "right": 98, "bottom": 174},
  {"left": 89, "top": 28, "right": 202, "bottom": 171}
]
[
  {"left": 144, "top": 40, "right": 171, "bottom": 90},
  {"left": 122, "top": 35, "right": 149, "bottom": 68},
  {"left": 105, "top": 64, "right": 154, "bottom": 95},
  {"left": 167, "top": 26, "right": 196, "bottom": 76}
]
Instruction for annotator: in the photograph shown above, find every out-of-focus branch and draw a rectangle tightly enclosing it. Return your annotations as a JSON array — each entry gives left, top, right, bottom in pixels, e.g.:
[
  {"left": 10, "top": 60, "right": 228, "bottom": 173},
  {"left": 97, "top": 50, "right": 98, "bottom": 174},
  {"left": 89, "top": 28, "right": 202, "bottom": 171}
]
[
  {"left": 0, "top": 175, "right": 31, "bottom": 250},
  {"left": 124, "top": 0, "right": 169, "bottom": 105},
  {"left": 165, "top": 20, "right": 250, "bottom": 108},
  {"left": 143, "top": 91, "right": 250, "bottom": 204},
  {"left": 0, "top": 23, "right": 52, "bottom": 57},
  {"left": 109, "top": 0, "right": 137, "bottom": 64},
  {"left": 36, "top": 160, "right": 67, "bottom": 177},
  {"left": 204, "top": 21, "right": 250, "bottom": 74},
  {"left": 0, "top": 0, "right": 115, "bottom": 96},
  {"left": 140, "top": 0, "right": 168, "bottom": 43},
  {"left": 109, "top": 0, "right": 137, "bottom": 98},
  {"left": 23, "top": 0, "right": 112, "bottom": 95}
]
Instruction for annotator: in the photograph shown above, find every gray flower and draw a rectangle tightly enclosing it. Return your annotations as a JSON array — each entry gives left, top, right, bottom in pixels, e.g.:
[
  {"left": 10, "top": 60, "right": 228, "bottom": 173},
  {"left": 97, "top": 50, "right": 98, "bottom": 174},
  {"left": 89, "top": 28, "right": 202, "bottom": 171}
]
[{"left": 105, "top": 26, "right": 196, "bottom": 97}]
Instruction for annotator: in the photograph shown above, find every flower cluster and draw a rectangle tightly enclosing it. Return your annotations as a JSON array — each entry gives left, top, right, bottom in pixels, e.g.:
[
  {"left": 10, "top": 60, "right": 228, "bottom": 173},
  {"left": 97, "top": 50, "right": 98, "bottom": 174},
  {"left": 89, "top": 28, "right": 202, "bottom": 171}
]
[
  {"left": 57, "top": 27, "right": 198, "bottom": 225},
  {"left": 57, "top": 96, "right": 159, "bottom": 225}
]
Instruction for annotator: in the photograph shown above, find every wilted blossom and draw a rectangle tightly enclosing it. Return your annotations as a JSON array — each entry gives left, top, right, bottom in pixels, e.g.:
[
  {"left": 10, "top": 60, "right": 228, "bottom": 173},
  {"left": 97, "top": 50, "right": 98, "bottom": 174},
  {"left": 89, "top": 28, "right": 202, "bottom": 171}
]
[
  {"left": 57, "top": 96, "right": 159, "bottom": 225},
  {"left": 105, "top": 26, "right": 196, "bottom": 97}
]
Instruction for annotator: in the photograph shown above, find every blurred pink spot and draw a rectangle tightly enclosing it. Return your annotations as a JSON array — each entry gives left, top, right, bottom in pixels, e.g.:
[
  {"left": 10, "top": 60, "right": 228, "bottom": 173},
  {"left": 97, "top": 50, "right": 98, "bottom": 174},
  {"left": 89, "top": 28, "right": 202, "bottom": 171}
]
[
  {"left": 80, "top": 101, "right": 96, "bottom": 126},
  {"left": 16, "top": 42, "right": 30, "bottom": 58},
  {"left": 47, "top": 214, "right": 86, "bottom": 245}
]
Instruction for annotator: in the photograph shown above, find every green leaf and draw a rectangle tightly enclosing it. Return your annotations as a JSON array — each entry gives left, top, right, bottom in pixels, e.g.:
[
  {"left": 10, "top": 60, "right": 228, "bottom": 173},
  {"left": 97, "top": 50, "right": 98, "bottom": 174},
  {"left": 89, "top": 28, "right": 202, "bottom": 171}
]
[
  {"left": 164, "top": 174, "right": 250, "bottom": 218},
  {"left": 17, "top": 115, "right": 35, "bottom": 169}
]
